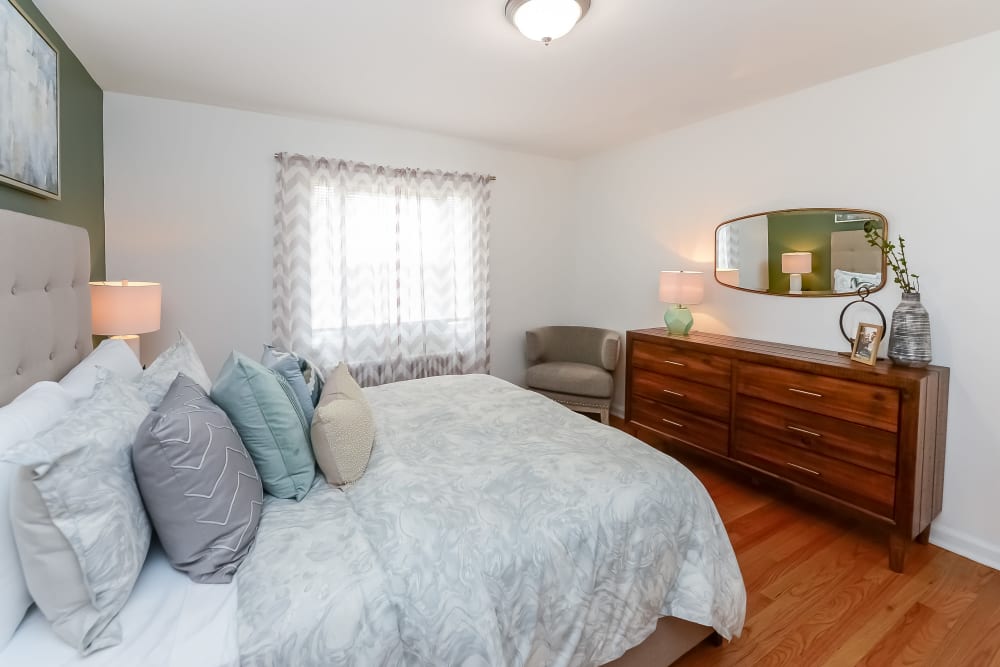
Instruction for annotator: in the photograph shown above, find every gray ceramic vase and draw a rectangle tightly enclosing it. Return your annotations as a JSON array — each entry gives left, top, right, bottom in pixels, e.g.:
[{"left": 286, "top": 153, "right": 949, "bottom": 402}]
[{"left": 888, "top": 293, "right": 932, "bottom": 367}]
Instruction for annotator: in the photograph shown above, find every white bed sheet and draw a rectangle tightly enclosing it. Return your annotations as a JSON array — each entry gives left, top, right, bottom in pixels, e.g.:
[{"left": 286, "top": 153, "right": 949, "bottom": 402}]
[{"left": 0, "top": 545, "right": 238, "bottom": 667}]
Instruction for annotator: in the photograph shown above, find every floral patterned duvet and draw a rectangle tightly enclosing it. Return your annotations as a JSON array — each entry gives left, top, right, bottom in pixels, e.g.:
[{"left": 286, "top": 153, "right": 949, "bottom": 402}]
[{"left": 237, "top": 374, "right": 745, "bottom": 666}]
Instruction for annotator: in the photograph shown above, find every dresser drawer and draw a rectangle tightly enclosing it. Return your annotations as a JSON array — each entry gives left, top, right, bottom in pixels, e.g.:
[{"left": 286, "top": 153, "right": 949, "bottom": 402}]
[
  {"left": 733, "top": 430, "right": 895, "bottom": 517},
  {"left": 631, "top": 340, "right": 731, "bottom": 389},
  {"left": 631, "top": 396, "right": 729, "bottom": 455},
  {"left": 631, "top": 368, "right": 730, "bottom": 421},
  {"left": 736, "top": 362, "right": 900, "bottom": 432},
  {"left": 737, "top": 397, "right": 898, "bottom": 476}
]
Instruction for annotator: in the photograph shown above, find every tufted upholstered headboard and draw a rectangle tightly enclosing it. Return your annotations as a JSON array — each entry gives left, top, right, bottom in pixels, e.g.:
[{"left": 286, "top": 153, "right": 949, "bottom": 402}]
[
  {"left": 830, "top": 229, "right": 883, "bottom": 280},
  {"left": 0, "top": 210, "right": 93, "bottom": 406}
]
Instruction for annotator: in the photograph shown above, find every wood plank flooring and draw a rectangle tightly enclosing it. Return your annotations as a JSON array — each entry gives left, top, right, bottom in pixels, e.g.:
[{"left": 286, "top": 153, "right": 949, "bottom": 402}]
[{"left": 655, "top": 454, "right": 1000, "bottom": 666}]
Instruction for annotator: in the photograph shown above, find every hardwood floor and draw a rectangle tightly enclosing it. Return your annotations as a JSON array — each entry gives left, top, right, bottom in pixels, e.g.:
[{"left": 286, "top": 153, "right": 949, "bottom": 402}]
[{"left": 660, "top": 455, "right": 1000, "bottom": 666}]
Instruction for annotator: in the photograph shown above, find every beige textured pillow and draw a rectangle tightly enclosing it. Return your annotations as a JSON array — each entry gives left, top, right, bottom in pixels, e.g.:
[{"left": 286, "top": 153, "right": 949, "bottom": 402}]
[{"left": 310, "top": 364, "right": 374, "bottom": 486}]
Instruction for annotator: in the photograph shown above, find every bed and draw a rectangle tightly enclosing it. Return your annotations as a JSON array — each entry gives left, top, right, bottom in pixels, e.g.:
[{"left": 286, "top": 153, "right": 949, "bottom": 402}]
[
  {"left": 0, "top": 210, "right": 745, "bottom": 666},
  {"left": 831, "top": 229, "right": 883, "bottom": 293}
]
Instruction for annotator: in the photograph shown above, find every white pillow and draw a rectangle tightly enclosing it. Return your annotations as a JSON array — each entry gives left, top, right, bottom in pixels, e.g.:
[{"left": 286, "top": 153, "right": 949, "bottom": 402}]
[
  {"left": 59, "top": 339, "right": 143, "bottom": 401},
  {"left": 136, "top": 332, "right": 212, "bottom": 408},
  {"left": 0, "top": 381, "right": 76, "bottom": 649},
  {"left": 834, "top": 269, "right": 882, "bottom": 293}
]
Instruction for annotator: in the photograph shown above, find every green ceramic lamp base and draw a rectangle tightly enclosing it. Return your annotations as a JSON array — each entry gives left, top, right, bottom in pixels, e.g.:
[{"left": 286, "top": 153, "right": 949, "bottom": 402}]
[{"left": 664, "top": 305, "right": 694, "bottom": 335}]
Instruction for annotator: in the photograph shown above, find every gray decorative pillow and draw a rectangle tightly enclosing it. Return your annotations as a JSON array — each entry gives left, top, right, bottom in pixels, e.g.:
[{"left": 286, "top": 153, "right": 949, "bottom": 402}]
[
  {"left": 3, "top": 372, "right": 151, "bottom": 655},
  {"left": 137, "top": 331, "right": 213, "bottom": 408},
  {"left": 260, "top": 345, "right": 315, "bottom": 425},
  {"left": 133, "top": 374, "right": 263, "bottom": 583},
  {"left": 311, "top": 363, "right": 375, "bottom": 486}
]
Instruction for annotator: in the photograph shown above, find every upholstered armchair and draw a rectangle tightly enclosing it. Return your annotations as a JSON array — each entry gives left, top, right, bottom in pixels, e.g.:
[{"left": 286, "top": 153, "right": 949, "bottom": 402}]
[{"left": 525, "top": 326, "right": 621, "bottom": 424}]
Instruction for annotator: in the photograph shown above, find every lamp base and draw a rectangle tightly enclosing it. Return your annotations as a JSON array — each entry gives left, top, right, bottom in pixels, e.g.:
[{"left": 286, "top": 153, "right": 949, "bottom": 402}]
[
  {"left": 109, "top": 334, "right": 141, "bottom": 359},
  {"left": 788, "top": 273, "right": 803, "bottom": 294},
  {"left": 664, "top": 305, "right": 694, "bottom": 335}
]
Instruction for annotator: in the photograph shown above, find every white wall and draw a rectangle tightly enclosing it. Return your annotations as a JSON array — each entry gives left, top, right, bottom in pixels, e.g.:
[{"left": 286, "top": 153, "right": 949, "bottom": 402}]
[
  {"left": 104, "top": 93, "right": 576, "bottom": 385},
  {"left": 105, "top": 31, "right": 1000, "bottom": 570},
  {"left": 570, "top": 31, "right": 1000, "bottom": 568}
]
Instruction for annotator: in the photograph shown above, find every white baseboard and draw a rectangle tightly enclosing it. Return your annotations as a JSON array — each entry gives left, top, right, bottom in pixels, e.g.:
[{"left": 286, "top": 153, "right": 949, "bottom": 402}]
[{"left": 929, "top": 524, "right": 1000, "bottom": 572}]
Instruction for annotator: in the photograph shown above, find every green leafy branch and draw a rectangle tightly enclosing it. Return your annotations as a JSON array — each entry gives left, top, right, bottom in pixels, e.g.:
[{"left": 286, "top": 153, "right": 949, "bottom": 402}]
[{"left": 864, "top": 221, "right": 920, "bottom": 293}]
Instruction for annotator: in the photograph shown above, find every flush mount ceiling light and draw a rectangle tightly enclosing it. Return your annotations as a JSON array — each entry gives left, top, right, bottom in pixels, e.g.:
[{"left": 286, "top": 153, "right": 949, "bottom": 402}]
[{"left": 505, "top": 0, "right": 591, "bottom": 45}]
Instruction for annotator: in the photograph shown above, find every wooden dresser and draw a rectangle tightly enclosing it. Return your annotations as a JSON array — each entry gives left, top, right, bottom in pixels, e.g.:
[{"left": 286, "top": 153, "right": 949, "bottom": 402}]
[{"left": 625, "top": 329, "right": 949, "bottom": 572}]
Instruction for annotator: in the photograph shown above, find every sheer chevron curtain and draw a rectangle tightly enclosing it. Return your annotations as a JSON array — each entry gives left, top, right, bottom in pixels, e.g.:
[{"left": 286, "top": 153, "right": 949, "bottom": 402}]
[{"left": 272, "top": 153, "right": 492, "bottom": 387}]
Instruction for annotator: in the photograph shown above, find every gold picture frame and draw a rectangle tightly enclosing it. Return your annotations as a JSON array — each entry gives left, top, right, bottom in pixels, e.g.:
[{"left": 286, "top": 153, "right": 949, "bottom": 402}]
[{"left": 850, "top": 322, "right": 884, "bottom": 366}]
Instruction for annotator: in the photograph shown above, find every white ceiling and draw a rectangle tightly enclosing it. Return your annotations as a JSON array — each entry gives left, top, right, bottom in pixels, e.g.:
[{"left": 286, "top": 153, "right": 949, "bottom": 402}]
[{"left": 35, "top": 0, "right": 1000, "bottom": 158}]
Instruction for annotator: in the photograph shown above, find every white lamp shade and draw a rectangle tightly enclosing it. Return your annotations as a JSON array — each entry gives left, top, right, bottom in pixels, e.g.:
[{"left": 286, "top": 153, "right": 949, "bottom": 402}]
[
  {"left": 510, "top": 0, "right": 584, "bottom": 42},
  {"left": 659, "top": 271, "right": 704, "bottom": 305},
  {"left": 90, "top": 281, "right": 162, "bottom": 335},
  {"left": 781, "top": 252, "right": 813, "bottom": 274}
]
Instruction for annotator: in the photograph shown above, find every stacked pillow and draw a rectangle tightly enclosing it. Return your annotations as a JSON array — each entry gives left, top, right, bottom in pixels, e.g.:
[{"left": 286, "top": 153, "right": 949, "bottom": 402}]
[
  {"left": 0, "top": 381, "right": 77, "bottom": 651},
  {"left": 211, "top": 352, "right": 316, "bottom": 500},
  {"left": 5, "top": 371, "right": 152, "bottom": 654},
  {"left": 133, "top": 373, "right": 263, "bottom": 583},
  {"left": 261, "top": 345, "right": 325, "bottom": 424},
  {"left": 1, "top": 331, "right": 253, "bottom": 657},
  {"left": 137, "top": 331, "right": 213, "bottom": 407},
  {"left": 59, "top": 338, "right": 143, "bottom": 401},
  {"left": 311, "top": 363, "right": 376, "bottom": 486},
  {"left": 2, "top": 335, "right": 361, "bottom": 656},
  {"left": 0, "top": 338, "right": 141, "bottom": 651}
]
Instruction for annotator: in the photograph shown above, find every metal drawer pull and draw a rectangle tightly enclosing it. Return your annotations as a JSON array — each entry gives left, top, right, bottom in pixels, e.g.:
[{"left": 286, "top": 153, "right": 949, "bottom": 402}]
[
  {"left": 788, "top": 387, "right": 823, "bottom": 398},
  {"left": 787, "top": 425, "right": 822, "bottom": 438},
  {"left": 661, "top": 418, "right": 685, "bottom": 428},
  {"left": 662, "top": 389, "right": 685, "bottom": 397},
  {"left": 662, "top": 360, "right": 686, "bottom": 367},
  {"left": 786, "top": 462, "right": 821, "bottom": 476}
]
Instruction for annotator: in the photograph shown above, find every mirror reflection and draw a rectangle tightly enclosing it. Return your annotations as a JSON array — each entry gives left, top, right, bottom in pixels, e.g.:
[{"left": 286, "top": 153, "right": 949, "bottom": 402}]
[{"left": 715, "top": 209, "right": 887, "bottom": 297}]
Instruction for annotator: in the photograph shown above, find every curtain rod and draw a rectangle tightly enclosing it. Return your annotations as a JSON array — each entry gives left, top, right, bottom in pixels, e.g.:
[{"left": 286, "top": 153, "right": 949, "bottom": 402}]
[{"left": 273, "top": 153, "right": 496, "bottom": 181}]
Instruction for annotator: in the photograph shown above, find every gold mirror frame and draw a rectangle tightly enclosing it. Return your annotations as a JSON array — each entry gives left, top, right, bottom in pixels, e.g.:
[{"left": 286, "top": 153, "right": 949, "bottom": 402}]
[{"left": 714, "top": 207, "right": 888, "bottom": 298}]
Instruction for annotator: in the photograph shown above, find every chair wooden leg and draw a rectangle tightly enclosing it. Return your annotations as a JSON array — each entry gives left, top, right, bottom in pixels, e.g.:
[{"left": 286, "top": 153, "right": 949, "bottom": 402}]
[{"left": 600, "top": 408, "right": 609, "bottom": 425}]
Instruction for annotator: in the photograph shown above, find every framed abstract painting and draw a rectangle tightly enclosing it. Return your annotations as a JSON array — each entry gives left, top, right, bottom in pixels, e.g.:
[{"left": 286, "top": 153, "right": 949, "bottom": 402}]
[{"left": 0, "top": 0, "right": 60, "bottom": 199}]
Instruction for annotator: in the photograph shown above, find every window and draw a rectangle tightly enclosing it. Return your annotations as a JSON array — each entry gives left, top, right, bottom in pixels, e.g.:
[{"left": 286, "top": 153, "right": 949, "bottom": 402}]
[{"left": 273, "top": 154, "right": 491, "bottom": 386}]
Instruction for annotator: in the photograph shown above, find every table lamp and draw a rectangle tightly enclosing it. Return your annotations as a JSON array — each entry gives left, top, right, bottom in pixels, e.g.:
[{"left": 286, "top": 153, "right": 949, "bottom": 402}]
[
  {"left": 90, "top": 280, "right": 162, "bottom": 359},
  {"left": 782, "top": 252, "right": 812, "bottom": 294},
  {"left": 659, "top": 270, "right": 704, "bottom": 335}
]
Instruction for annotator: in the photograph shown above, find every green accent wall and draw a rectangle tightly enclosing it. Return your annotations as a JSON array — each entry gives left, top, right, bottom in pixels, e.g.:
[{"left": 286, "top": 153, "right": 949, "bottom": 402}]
[
  {"left": 0, "top": 0, "right": 104, "bottom": 279},
  {"left": 766, "top": 212, "right": 869, "bottom": 293}
]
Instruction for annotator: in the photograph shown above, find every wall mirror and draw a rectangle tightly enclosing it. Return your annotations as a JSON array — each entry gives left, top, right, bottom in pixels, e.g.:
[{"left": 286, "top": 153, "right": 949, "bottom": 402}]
[{"left": 715, "top": 208, "right": 888, "bottom": 297}]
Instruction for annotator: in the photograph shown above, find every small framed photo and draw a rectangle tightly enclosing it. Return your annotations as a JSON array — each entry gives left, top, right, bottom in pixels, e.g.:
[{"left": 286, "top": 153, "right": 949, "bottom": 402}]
[{"left": 851, "top": 322, "right": 884, "bottom": 366}]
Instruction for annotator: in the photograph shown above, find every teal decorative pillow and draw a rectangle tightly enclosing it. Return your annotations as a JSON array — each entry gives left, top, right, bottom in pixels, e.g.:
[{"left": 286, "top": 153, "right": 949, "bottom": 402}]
[{"left": 211, "top": 352, "right": 315, "bottom": 500}]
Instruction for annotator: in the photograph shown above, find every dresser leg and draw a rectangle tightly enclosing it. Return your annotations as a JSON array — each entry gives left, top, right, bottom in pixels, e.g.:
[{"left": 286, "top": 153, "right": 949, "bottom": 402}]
[
  {"left": 915, "top": 526, "right": 931, "bottom": 545},
  {"left": 888, "top": 531, "right": 908, "bottom": 573}
]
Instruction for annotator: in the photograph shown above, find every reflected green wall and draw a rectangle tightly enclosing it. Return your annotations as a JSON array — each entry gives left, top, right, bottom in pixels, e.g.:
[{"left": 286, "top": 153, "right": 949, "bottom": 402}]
[
  {"left": 766, "top": 213, "right": 867, "bottom": 292},
  {"left": 0, "top": 0, "right": 105, "bottom": 279}
]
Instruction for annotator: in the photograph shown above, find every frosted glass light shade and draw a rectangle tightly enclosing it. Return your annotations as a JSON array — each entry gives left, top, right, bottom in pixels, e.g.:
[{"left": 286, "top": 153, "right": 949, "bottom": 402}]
[
  {"left": 507, "top": 0, "right": 589, "bottom": 43},
  {"left": 781, "top": 252, "right": 812, "bottom": 274},
  {"left": 659, "top": 271, "right": 704, "bottom": 305},
  {"left": 90, "top": 281, "right": 162, "bottom": 335}
]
